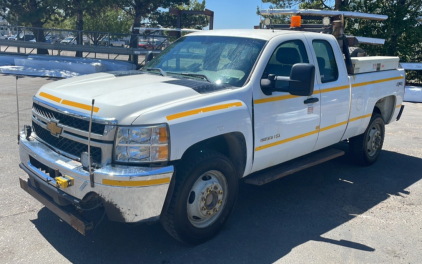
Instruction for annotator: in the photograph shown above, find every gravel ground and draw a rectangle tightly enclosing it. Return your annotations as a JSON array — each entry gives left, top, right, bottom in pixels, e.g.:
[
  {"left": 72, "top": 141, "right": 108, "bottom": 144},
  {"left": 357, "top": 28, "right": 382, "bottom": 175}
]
[{"left": 0, "top": 75, "right": 421, "bottom": 264}]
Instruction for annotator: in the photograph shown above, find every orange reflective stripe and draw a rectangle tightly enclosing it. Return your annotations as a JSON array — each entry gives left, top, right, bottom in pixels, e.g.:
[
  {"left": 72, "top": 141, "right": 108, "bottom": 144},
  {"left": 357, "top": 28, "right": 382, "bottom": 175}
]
[
  {"left": 166, "top": 102, "right": 242, "bottom": 121},
  {"left": 61, "top": 99, "right": 99, "bottom": 113},
  {"left": 39, "top": 92, "right": 62, "bottom": 103}
]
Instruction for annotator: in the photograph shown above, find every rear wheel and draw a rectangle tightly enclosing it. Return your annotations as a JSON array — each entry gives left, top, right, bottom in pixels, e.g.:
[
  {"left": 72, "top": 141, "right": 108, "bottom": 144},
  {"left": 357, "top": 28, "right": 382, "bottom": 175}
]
[
  {"left": 349, "top": 113, "right": 385, "bottom": 166},
  {"left": 160, "top": 151, "right": 238, "bottom": 244}
]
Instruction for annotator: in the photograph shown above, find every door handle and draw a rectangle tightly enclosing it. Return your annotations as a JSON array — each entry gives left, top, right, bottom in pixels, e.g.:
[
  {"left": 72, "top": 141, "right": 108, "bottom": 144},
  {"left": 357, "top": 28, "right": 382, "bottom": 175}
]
[{"left": 304, "top": 97, "right": 319, "bottom": 104}]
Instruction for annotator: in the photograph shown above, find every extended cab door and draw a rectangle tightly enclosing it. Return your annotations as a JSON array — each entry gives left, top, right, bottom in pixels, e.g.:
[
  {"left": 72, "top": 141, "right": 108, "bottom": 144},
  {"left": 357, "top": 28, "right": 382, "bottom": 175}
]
[
  {"left": 251, "top": 35, "right": 321, "bottom": 173},
  {"left": 305, "top": 36, "right": 351, "bottom": 150}
]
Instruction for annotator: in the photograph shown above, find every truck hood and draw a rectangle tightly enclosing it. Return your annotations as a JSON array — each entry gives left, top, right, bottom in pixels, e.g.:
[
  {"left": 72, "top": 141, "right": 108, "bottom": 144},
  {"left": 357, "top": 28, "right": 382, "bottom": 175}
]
[{"left": 35, "top": 71, "right": 226, "bottom": 124}]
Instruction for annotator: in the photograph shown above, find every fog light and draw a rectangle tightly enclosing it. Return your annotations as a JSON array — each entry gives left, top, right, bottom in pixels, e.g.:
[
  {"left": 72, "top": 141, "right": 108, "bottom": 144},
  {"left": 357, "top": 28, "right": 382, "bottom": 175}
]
[{"left": 81, "top": 152, "right": 93, "bottom": 170}]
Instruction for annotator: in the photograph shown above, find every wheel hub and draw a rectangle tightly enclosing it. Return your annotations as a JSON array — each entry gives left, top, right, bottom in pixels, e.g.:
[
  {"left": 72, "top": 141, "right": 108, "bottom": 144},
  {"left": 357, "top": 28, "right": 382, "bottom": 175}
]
[
  {"left": 200, "top": 183, "right": 224, "bottom": 216},
  {"left": 367, "top": 124, "right": 382, "bottom": 156},
  {"left": 186, "top": 170, "right": 228, "bottom": 228}
]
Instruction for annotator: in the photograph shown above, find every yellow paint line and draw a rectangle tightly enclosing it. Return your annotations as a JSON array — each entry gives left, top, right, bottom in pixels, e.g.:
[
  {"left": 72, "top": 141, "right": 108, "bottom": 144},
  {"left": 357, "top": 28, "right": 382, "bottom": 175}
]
[
  {"left": 351, "top": 76, "right": 403, "bottom": 88},
  {"left": 255, "top": 130, "right": 319, "bottom": 151},
  {"left": 255, "top": 113, "right": 372, "bottom": 151},
  {"left": 61, "top": 99, "right": 99, "bottom": 113},
  {"left": 320, "top": 85, "right": 350, "bottom": 94},
  {"left": 166, "top": 102, "right": 242, "bottom": 121},
  {"left": 39, "top": 92, "right": 62, "bottom": 103},
  {"left": 254, "top": 94, "right": 298, "bottom": 104},
  {"left": 254, "top": 76, "right": 403, "bottom": 104},
  {"left": 349, "top": 114, "right": 372, "bottom": 122},
  {"left": 319, "top": 121, "right": 348, "bottom": 132},
  {"left": 396, "top": 104, "right": 402, "bottom": 108},
  {"left": 102, "top": 177, "right": 171, "bottom": 187}
]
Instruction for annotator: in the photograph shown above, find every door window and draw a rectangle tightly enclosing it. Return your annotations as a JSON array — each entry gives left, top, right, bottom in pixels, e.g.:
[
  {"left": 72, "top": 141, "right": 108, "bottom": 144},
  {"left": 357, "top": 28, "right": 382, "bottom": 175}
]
[
  {"left": 312, "top": 40, "right": 338, "bottom": 83},
  {"left": 262, "top": 40, "right": 309, "bottom": 79}
]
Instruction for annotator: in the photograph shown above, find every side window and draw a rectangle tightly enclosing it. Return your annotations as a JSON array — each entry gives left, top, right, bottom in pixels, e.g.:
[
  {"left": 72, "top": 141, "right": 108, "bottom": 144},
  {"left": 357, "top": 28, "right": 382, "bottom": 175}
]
[
  {"left": 312, "top": 40, "right": 339, "bottom": 83},
  {"left": 262, "top": 40, "right": 309, "bottom": 78}
]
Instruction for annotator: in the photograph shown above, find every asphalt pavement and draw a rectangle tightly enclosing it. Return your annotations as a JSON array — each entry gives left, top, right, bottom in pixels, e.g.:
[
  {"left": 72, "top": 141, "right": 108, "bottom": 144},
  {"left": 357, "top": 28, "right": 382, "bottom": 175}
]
[{"left": 0, "top": 75, "right": 421, "bottom": 264}]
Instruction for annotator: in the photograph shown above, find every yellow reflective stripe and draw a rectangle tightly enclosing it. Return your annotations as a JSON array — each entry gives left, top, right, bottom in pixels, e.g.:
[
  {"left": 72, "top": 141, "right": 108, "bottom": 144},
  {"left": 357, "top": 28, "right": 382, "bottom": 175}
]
[
  {"left": 396, "top": 104, "right": 402, "bottom": 108},
  {"left": 61, "top": 99, "right": 99, "bottom": 113},
  {"left": 39, "top": 92, "right": 62, "bottom": 103},
  {"left": 255, "top": 113, "right": 372, "bottom": 151},
  {"left": 38, "top": 92, "right": 100, "bottom": 112},
  {"left": 255, "top": 130, "right": 319, "bottom": 151},
  {"left": 166, "top": 102, "right": 242, "bottom": 121},
  {"left": 351, "top": 76, "right": 403, "bottom": 88},
  {"left": 254, "top": 94, "right": 298, "bottom": 104},
  {"left": 319, "top": 121, "right": 348, "bottom": 132},
  {"left": 320, "top": 85, "right": 350, "bottom": 94},
  {"left": 254, "top": 76, "right": 403, "bottom": 104},
  {"left": 349, "top": 114, "right": 372, "bottom": 122},
  {"left": 102, "top": 177, "right": 171, "bottom": 187}
]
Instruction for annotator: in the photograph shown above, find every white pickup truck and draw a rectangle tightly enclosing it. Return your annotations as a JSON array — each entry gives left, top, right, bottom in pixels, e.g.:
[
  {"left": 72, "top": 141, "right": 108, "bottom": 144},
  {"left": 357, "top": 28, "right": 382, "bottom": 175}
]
[{"left": 18, "top": 28, "right": 405, "bottom": 244}]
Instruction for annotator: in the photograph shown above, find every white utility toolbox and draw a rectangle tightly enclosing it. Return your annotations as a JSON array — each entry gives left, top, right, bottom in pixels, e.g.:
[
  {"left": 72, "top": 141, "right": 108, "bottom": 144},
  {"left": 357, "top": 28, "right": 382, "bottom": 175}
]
[{"left": 351, "top": 56, "right": 399, "bottom": 74}]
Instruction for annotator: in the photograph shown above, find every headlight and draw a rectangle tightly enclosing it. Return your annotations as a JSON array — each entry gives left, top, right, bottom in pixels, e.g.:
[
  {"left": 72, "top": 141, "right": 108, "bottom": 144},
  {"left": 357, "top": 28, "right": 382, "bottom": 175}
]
[{"left": 114, "top": 124, "right": 169, "bottom": 163}]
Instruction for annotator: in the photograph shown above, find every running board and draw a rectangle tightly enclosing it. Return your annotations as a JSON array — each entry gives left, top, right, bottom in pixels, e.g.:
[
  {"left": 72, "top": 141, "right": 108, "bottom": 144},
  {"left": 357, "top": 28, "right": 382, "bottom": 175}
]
[{"left": 245, "top": 148, "right": 345, "bottom": 186}]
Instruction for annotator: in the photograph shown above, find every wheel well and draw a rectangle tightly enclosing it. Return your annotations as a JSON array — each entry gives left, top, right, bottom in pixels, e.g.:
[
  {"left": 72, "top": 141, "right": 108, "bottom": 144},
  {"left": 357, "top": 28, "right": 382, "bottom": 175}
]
[
  {"left": 180, "top": 132, "right": 247, "bottom": 178},
  {"left": 373, "top": 96, "right": 396, "bottom": 124}
]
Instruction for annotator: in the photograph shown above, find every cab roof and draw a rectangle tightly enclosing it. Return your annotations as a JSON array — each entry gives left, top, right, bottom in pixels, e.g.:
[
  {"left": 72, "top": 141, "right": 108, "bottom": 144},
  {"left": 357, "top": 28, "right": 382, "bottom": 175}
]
[{"left": 187, "top": 29, "right": 331, "bottom": 41}]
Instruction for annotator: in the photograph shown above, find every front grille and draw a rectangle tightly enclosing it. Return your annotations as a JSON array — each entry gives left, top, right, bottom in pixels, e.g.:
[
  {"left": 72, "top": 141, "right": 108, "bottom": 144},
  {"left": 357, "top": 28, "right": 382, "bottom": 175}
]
[
  {"left": 33, "top": 122, "right": 102, "bottom": 164},
  {"left": 33, "top": 103, "right": 105, "bottom": 135}
]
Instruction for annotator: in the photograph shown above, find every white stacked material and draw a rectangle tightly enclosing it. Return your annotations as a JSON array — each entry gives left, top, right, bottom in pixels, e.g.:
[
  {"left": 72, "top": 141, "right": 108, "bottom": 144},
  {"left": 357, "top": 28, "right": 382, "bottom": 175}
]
[
  {"left": 28, "top": 55, "right": 136, "bottom": 71},
  {"left": 404, "top": 85, "right": 422, "bottom": 103},
  {"left": 351, "top": 56, "right": 399, "bottom": 74},
  {"left": 401, "top": 63, "right": 422, "bottom": 70},
  {"left": 0, "top": 54, "right": 136, "bottom": 78},
  {"left": 15, "top": 58, "right": 106, "bottom": 74},
  {"left": 0, "top": 66, "right": 79, "bottom": 78},
  {"left": 0, "top": 55, "right": 27, "bottom": 66}
]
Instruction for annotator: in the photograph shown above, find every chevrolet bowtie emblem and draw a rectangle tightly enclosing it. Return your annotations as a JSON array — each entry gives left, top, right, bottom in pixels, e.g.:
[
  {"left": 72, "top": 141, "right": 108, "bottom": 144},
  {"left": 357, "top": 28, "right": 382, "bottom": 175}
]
[{"left": 46, "top": 120, "right": 63, "bottom": 137}]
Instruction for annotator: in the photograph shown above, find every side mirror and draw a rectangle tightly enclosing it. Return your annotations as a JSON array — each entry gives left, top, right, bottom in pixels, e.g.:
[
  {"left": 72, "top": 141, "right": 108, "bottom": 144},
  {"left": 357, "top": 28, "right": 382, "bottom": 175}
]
[
  {"left": 146, "top": 51, "right": 154, "bottom": 62},
  {"left": 260, "top": 63, "right": 315, "bottom": 96}
]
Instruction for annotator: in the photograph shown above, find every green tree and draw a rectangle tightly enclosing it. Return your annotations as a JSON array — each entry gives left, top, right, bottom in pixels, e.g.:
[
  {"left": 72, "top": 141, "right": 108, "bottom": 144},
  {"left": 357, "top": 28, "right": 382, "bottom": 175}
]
[
  {"left": 117, "top": 0, "right": 189, "bottom": 50},
  {"left": 345, "top": 0, "right": 422, "bottom": 60},
  {"left": 0, "top": 0, "right": 60, "bottom": 54},
  {"left": 150, "top": 0, "right": 208, "bottom": 29}
]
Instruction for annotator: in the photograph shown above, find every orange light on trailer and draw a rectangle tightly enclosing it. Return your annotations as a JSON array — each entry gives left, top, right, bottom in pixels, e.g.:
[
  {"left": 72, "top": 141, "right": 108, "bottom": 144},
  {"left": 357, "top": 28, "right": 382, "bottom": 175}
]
[{"left": 291, "top": 15, "right": 301, "bottom": 28}]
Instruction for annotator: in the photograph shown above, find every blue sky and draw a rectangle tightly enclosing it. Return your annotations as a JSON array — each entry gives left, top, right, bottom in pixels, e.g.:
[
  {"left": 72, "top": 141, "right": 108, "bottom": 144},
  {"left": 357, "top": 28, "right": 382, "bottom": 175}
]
[{"left": 205, "top": 0, "right": 273, "bottom": 29}]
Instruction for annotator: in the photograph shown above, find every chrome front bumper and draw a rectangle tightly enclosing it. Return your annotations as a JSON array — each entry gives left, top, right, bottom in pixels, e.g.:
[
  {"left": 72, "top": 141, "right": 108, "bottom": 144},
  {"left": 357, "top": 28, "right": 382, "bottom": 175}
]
[{"left": 18, "top": 131, "right": 174, "bottom": 223}]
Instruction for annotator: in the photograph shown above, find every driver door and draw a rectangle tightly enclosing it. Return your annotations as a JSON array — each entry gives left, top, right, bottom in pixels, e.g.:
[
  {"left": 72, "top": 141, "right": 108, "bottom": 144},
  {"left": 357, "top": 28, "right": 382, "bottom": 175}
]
[{"left": 251, "top": 36, "right": 321, "bottom": 173}]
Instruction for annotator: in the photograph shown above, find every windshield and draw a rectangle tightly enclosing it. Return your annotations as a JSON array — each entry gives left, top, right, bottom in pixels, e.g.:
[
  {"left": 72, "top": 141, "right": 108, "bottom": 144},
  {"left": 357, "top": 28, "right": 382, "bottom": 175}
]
[{"left": 144, "top": 36, "right": 266, "bottom": 87}]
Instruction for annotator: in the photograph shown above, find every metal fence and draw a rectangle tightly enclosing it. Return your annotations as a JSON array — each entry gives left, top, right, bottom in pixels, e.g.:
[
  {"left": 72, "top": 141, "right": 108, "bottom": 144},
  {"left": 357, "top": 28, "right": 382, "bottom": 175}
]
[{"left": 0, "top": 26, "right": 174, "bottom": 65}]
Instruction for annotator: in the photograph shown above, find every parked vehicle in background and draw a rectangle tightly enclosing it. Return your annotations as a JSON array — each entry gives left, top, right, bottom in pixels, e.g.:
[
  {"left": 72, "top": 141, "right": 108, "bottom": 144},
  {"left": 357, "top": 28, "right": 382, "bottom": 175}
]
[
  {"left": 146, "top": 40, "right": 163, "bottom": 50},
  {"left": 110, "top": 39, "right": 125, "bottom": 47},
  {"left": 8, "top": 34, "right": 17, "bottom": 40},
  {"left": 138, "top": 40, "right": 148, "bottom": 48},
  {"left": 0, "top": 33, "right": 7, "bottom": 39},
  {"left": 60, "top": 37, "right": 76, "bottom": 45},
  {"left": 17, "top": 34, "right": 35, "bottom": 41}
]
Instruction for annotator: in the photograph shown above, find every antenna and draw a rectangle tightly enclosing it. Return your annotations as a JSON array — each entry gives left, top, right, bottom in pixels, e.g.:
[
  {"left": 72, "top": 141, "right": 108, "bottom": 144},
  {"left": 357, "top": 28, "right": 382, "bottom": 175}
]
[
  {"left": 88, "top": 99, "right": 95, "bottom": 187},
  {"left": 15, "top": 75, "right": 20, "bottom": 143}
]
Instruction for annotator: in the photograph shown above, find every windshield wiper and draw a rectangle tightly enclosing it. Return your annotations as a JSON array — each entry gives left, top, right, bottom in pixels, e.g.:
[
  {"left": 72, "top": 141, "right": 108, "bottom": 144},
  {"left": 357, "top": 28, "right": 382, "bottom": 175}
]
[
  {"left": 144, "top": 68, "right": 166, "bottom": 76},
  {"left": 180, "top": 73, "right": 212, "bottom": 83},
  {"left": 167, "top": 72, "right": 211, "bottom": 83}
]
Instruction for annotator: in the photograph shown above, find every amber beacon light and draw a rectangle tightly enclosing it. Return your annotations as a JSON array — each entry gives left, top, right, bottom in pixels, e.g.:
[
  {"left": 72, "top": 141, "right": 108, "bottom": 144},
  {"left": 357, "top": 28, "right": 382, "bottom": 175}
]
[{"left": 291, "top": 15, "right": 301, "bottom": 27}]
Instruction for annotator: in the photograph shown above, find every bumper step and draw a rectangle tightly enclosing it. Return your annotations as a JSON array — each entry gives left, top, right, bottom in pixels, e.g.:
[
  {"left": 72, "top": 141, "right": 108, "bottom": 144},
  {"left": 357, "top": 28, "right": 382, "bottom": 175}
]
[
  {"left": 245, "top": 148, "right": 345, "bottom": 186},
  {"left": 19, "top": 177, "right": 93, "bottom": 235}
]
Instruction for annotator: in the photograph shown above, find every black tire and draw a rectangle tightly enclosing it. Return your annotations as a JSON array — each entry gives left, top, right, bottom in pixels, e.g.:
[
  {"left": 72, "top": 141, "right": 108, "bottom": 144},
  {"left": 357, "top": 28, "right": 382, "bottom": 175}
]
[
  {"left": 160, "top": 151, "right": 238, "bottom": 244},
  {"left": 349, "top": 47, "right": 366, "bottom": 57},
  {"left": 349, "top": 113, "right": 385, "bottom": 166}
]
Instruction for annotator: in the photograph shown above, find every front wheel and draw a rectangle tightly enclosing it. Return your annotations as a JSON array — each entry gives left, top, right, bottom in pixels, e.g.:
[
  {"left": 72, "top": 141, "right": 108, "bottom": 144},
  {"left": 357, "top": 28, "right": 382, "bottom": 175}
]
[
  {"left": 160, "top": 151, "right": 238, "bottom": 244},
  {"left": 349, "top": 113, "right": 385, "bottom": 166}
]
